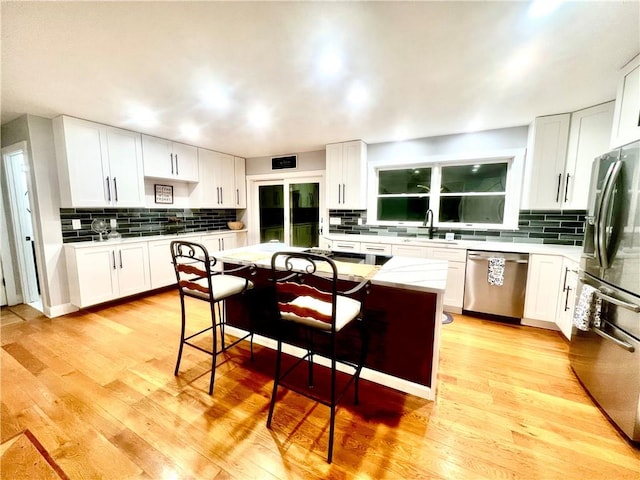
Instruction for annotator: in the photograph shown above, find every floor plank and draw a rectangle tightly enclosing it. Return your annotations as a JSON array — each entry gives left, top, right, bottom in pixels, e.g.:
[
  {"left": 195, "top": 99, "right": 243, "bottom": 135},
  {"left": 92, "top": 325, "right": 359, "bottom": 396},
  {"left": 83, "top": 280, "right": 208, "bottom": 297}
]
[{"left": 1, "top": 290, "right": 638, "bottom": 479}]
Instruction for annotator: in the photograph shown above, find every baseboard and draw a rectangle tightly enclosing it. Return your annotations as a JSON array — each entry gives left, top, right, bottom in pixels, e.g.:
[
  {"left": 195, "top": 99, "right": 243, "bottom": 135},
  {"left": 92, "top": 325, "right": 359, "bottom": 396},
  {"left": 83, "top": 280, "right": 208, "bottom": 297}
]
[
  {"left": 521, "top": 318, "right": 559, "bottom": 330},
  {"left": 224, "top": 325, "right": 434, "bottom": 401},
  {"left": 43, "top": 303, "right": 78, "bottom": 318}
]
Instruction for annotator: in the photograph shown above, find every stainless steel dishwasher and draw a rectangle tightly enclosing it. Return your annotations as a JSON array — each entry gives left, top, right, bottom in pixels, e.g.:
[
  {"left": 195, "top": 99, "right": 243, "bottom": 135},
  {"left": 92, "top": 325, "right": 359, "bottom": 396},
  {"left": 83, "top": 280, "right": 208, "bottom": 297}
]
[{"left": 464, "top": 250, "right": 529, "bottom": 320}]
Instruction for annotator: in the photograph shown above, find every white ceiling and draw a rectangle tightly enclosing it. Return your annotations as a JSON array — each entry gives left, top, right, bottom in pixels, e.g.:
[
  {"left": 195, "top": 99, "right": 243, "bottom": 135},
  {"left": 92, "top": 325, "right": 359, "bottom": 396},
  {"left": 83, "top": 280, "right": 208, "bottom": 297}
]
[{"left": 2, "top": 1, "right": 639, "bottom": 158}]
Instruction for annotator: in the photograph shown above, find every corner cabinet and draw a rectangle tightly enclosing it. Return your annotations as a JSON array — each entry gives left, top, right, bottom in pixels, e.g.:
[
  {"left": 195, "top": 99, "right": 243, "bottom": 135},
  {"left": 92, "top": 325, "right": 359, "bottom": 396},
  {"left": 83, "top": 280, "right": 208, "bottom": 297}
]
[
  {"left": 523, "top": 254, "right": 564, "bottom": 326},
  {"left": 326, "top": 140, "right": 367, "bottom": 209},
  {"left": 611, "top": 54, "right": 640, "bottom": 148},
  {"left": 524, "top": 102, "right": 614, "bottom": 210},
  {"left": 141, "top": 135, "right": 199, "bottom": 182},
  {"left": 194, "top": 149, "right": 246, "bottom": 208},
  {"left": 54, "top": 116, "right": 145, "bottom": 208},
  {"left": 65, "top": 241, "right": 151, "bottom": 308}
]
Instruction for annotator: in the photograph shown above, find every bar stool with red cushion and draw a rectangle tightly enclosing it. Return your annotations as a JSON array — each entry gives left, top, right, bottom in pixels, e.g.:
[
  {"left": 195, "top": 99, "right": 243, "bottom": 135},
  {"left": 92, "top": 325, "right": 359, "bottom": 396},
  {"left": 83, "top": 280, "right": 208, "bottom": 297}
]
[
  {"left": 267, "top": 250, "right": 370, "bottom": 463},
  {"left": 170, "top": 240, "right": 254, "bottom": 395}
]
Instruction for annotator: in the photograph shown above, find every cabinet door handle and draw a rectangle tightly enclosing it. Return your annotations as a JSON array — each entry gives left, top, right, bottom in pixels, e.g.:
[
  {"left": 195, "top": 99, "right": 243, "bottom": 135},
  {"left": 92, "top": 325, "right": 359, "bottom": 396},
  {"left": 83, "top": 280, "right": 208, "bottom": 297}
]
[
  {"left": 236, "top": 188, "right": 239, "bottom": 205},
  {"left": 562, "top": 266, "right": 569, "bottom": 291},
  {"left": 106, "top": 176, "right": 111, "bottom": 202},
  {"left": 555, "top": 173, "right": 562, "bottom": 202},
  {"left": 337, "top": 185, "right": 341, "bottom": 204},
  {"left": 113, "top": 177, "right": 118, "bottom": 202},
  {"left": 220, "top": 187, "right": 223, "bottom": 204},
  {"left": 112, "top": 251, "right": 116, "bottom": 270},
  {"left": 221, "top": 238, "right": 224, "bottom": 250},
  {"left": 170, "top": 153, "right": 174, "bottom": 174},
  {"left": 119, "top": 250, "right": 123, "bottom": 269},
  {"left": 564, "top": 286, "right": 571, "bottom": 311},
  {"left": 564, "top": 173, "right": 570, "bottom": 202},
  {"left": 175, "top": 154, "right": 179, "bottom": 175}
]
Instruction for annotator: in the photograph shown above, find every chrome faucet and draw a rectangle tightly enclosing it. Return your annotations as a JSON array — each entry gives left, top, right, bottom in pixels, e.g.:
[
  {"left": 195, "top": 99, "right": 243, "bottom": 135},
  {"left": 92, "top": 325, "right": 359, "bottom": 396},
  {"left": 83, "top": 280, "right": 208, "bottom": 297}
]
[{"left": 423, "top": 209, "right": 435, "bottom": 239}]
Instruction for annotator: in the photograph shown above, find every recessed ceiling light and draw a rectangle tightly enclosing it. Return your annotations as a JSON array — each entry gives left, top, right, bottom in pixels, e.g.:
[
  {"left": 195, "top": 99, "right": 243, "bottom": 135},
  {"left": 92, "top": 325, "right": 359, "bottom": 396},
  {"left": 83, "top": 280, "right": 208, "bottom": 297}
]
[
  {"left": 127, "top": 104, "right": 158, "bottom": 127},
  {"left": 347, "top": 82, "right": 369, "bottom": 107},
  {"left": 528, "top": 0, "right": 563, "bottom": 18},
  {"left": 200, "top": 84, "right": 232, "bottom": 112},
  {"left": 180, "top": 123, "right": 200, "bottom": 140},
  {"left": 248, "top": 105, "right": 270, "bottom": 128},
  {"left": 317, "top": 50, "right": 343, "bottom": 77}
]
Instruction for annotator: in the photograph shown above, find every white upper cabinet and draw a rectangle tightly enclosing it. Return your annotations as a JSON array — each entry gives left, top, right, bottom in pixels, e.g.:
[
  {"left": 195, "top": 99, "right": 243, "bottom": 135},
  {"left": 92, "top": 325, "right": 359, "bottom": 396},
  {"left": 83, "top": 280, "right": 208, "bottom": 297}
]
[
  {"left": 611, "top": 54, "right": 640, "bottom": 148},
  {"left": 326, "top": 140, "right": 367, "bottom": 209},
  {"left": 141, "top": 135, "right": 199, "bottom": 182},
  {"left": 564, "top": 101, "right": 615, "bottom": 210},
  {"left": 523, "top": 114, "right": 571, "bottom": 210},
  {"left": 234, "top": 156, "right": 247, "bottom": 208},
  {"left": 54, "top": 115, "right": 145, "bottom": 208},
  {"left": 195, "top": 149, "right": 241, "bottom": 208},
  {"left": 524, "top": 102, "right": 614, "bottom": 210}
]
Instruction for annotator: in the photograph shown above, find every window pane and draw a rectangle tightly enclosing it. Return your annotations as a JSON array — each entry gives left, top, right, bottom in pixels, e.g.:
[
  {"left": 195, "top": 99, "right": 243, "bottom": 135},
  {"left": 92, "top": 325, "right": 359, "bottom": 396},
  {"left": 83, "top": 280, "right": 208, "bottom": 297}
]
[
  {"left": 440, "top": 195, "right": 505, "bottom": 223},
  {"left": 379, "top": 168, "right": 431, "bottom": 194},
  {"left": 378, "top": 197, "right": 430, "bottom": 222},
  {"left": 441, "top": 163, "right": 507, "bottom": 193}
]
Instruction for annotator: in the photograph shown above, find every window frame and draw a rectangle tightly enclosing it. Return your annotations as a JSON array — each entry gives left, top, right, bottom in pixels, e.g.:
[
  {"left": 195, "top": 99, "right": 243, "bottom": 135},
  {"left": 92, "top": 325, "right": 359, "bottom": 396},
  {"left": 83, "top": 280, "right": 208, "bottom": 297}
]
[{"left": 367, "top": 149, "right": 525, "bottom": 230}]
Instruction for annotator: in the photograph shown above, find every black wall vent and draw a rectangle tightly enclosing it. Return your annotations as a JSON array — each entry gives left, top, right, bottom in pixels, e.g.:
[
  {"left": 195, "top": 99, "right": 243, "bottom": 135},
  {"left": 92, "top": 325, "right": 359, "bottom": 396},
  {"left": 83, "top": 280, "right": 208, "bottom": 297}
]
[{"left": 272, "top": 155, "right": 297, "bottom": 170}]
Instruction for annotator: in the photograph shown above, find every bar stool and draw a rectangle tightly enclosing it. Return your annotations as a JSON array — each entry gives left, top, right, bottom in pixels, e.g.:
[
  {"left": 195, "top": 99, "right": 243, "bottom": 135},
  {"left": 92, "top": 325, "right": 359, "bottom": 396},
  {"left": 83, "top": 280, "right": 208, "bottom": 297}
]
[
  {"left": 170, "top": 240, "right": 254, "bottom": 395},
  {"left": 267, "top": 251, "right": 370, "bottom": 463}
]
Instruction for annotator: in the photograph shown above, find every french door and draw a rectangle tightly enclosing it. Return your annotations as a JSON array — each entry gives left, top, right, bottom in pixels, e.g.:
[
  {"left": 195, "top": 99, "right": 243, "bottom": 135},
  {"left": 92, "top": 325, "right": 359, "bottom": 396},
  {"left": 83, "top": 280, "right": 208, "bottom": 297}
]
[{"left": 251, "top": 175, "right": 323, "bottom": 248}]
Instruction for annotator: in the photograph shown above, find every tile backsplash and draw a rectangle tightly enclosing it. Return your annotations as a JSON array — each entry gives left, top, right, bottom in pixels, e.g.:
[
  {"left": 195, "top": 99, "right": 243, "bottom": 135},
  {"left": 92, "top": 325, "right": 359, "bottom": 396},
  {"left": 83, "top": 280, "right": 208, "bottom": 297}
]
[
  {"left": 328, "top": 209, "right": 586, "bottom": 246},
  {"left": 60, "top": 208, "right": 238, "bottom": 243}
]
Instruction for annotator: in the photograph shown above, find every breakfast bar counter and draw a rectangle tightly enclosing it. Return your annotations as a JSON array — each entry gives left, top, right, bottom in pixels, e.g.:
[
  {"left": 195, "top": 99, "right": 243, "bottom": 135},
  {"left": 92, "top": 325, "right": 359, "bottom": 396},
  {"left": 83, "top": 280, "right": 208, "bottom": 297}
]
[{"left": 219, "top": 243, "right": 448, "bottom": 400}]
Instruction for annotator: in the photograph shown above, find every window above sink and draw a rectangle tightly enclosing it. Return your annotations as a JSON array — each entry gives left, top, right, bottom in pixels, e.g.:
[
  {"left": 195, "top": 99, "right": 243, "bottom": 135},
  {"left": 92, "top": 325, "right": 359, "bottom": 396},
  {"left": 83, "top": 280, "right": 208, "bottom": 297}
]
[{"left": 368, "top": 149, "right": 525, "bottom": 230}]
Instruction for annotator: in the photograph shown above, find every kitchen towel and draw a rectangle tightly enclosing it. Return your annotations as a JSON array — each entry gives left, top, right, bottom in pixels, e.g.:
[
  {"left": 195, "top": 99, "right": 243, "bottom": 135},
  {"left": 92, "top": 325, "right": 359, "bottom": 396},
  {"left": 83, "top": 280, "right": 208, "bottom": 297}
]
[
  {"left": 487, "top": 257, "right": 505, "bottom": 286},
  {"left": 573, "top": 284, "right": 602, "bottom": 331}
]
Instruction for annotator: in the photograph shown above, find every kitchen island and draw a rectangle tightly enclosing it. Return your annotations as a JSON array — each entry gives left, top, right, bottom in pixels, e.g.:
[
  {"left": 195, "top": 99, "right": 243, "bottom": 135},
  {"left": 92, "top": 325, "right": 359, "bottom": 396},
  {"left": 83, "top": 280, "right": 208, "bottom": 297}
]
[{"left": 218, "top": 243, "right": 448, "bottom": 400}]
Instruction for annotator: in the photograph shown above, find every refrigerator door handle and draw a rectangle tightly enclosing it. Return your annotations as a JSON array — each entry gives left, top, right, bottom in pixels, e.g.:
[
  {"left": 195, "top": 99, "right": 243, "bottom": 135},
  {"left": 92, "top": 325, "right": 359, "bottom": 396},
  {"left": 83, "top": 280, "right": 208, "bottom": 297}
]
[
  {"left": 595, "top": 160, "right": 622, "bottom": 269},
  {"left": 596, "top": 289, "right": 640, "bottom": 313},
  {"left": 592, "top": 326, "right": 636, "bottom": 352}
]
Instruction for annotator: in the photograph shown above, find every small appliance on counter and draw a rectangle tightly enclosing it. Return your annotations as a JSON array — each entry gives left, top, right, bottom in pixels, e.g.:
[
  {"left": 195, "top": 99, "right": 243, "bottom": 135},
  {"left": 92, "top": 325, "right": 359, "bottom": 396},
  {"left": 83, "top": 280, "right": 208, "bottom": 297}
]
[{"left": 569, "top": 140, "right": 640, "bottom": 442}]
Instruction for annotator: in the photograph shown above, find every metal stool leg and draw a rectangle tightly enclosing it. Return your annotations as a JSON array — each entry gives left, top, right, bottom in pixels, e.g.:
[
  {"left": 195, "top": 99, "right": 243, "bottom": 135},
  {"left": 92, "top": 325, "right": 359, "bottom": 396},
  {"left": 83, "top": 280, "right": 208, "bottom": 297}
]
[
  {"left": 267, "top": 337, "right": 283, "bottom": 429},
  {"left": 174, "top": 296, "right": 187, "bottom": 376}
]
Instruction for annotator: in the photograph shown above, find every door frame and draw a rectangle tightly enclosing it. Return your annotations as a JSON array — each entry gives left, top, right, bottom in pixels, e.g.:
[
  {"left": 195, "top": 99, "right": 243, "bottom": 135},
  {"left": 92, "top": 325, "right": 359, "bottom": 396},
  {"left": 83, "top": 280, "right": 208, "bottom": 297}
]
[
  {"left": 246, "top": 170, "right": 326, "bottom": 246},
  {"left": 2, "top": 142, "right": 41, "bottom": 304}
]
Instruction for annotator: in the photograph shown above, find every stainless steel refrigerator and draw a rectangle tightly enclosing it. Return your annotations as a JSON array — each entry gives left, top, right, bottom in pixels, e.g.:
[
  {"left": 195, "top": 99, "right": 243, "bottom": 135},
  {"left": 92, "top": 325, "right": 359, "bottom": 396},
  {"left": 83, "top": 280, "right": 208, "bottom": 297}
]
[{"left": 570, "top": 140, "right": 640, "bottom": 441}]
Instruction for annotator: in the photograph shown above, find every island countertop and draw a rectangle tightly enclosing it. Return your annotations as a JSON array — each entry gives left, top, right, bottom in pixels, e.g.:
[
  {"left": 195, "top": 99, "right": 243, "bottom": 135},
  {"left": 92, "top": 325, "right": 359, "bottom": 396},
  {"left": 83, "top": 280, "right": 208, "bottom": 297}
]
[{"left": 218, "top": 242, "right": 447, "bottom": 294}]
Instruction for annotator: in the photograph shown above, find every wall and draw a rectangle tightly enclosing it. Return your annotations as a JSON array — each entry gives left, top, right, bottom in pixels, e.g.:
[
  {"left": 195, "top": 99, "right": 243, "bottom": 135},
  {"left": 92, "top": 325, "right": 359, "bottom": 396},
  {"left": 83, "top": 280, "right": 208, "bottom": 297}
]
[
  {"left": 328, "top": 209, "right": 586, "bottom": 246},
  {"left": 60, "top": 207, "right": 237, "bottom": 242},
  {"left": 367, "top": 126, "right": 529, "bottom": 162},
  {"left": 1, "top": 115, "right": 72, "bottom": 316},
  {"left": 246, "top": 149, "right": 325, "bottom": 175}
]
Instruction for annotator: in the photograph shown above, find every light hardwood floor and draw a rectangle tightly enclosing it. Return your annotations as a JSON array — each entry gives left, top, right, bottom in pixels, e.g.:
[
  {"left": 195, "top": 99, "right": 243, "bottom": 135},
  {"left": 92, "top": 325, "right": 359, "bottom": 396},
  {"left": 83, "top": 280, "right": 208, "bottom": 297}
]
[{"left": 1, "top": 291, "right": 639, "bottom": 479}]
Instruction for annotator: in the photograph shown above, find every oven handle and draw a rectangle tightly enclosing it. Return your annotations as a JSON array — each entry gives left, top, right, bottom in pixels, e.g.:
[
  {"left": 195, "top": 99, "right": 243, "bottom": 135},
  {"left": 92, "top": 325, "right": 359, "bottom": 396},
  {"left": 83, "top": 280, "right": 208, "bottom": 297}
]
[{"left": 592, "top": 326, "right": 635, "bottom": 352}]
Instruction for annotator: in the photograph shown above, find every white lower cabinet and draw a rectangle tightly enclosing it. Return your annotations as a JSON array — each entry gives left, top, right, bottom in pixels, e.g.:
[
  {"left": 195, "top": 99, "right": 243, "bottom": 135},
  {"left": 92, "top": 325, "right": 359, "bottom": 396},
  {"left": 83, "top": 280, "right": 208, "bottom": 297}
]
[
  {"left": 523, "top": 254, "right": 564, "bottom": 326},
  {"left": 200, "top": 232, "right": 236, "bottom": 254},
  {"left": 427, "top": 248, "right": 467, "bottom": 312},
  {"left": 66, "top": 241, "right": 150, "bottom": 308},
  {"left": 390, "top": 243, "right": 466, "bottom": 311},
  {"left": 148, "top": 238, "right": 176, "bottom": 289},
  {"left": 391, "top": 244, "right": 429, "bottom": 258},
  {"left": 555, "top": 258, "right": 579, "bottom": 340}
]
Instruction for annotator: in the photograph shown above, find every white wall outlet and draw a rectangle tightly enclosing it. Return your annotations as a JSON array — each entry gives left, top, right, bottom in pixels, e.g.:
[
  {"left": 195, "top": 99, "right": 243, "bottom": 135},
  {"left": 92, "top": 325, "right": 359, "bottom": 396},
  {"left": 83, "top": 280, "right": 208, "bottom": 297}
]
[
  {"left": 110, "top": 218, "right": 117, "bottom": 228},
  {"left": 357, "top": 218, "right": 363, "bottom": 225},
  {"left": 445, "top": 232, "right": 455, "bottom": 241},
  {"left": 329, "top": 217, "right": 341, "bottom": 226},
  {"left": 72, "top": 219, "right": 81, "bottom": 230}
]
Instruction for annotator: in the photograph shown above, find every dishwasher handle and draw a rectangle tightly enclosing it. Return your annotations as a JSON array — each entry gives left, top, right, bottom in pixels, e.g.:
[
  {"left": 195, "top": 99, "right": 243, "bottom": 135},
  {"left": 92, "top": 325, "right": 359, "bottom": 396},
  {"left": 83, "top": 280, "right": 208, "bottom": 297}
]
[{"left": 467, "top": 253, "right": 529, "bottom": 264}]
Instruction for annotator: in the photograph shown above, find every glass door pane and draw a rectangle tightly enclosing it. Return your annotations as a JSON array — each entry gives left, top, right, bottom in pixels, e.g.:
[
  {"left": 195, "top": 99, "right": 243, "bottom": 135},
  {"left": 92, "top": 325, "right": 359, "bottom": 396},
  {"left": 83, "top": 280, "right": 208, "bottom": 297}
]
[
  {"left": 259, "top": 184, "right": 284, "bottom": 243},
  {"left": 289, "top": 182, "right": 319, "bottom": 247}
]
